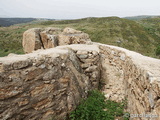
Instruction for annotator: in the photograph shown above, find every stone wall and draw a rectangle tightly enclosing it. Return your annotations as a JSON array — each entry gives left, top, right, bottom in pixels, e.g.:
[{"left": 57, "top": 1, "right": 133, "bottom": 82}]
[
  {"left": 0, "top": 45, "right": 101, "bottom": 120},
  {"left": 97, "top": 43, "right": 160, "bottom": 120}
]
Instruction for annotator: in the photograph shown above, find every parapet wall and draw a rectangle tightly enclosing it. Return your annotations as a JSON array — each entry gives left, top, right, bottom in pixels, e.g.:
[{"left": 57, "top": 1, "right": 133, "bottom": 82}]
[
  {"left": 0, "top": 45, "right": 101, "bottom": 120},
  {"left": 0, "top": 43, "right": 160, "bottom": 120},
  {"left": 97, "top": 43, "right": 160, "bottom": 120}
]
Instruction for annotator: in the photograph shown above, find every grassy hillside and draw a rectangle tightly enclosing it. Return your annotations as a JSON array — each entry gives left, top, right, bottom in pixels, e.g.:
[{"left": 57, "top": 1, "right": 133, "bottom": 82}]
[
  {"left": 131, "top": 17, "right": 160, "bottom": 57},
  {"left": 0, "top": 17, "right": 159, "bottom": 57},
  {"left": 0, "top": 18, "right": 38, "bottom": 27},
  {"left": 124, "top": 15, "right": 159, "bottom": 20},
  {"left": 136, "top": 17, "right": 160, "bottom": 40}
]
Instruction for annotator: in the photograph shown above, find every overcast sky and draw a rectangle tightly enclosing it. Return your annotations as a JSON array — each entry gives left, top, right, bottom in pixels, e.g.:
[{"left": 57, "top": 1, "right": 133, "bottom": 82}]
[{"left": 0, "top": 0, "right": 160, "bottom": 19}]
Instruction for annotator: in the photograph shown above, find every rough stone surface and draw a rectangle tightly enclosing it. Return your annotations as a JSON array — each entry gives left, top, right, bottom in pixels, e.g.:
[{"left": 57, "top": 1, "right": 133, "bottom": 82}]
[
  {"left": 40, "top": 27, "right": 62, "bottom": 49},
  {"left": 57, "top": 28, "right": 91, "bottom": 46},
  {"left": 0, "top": 45, "right": 100, "bottom": 120},
  {"left": 96, "top": 43, "right": 160, "bottom": 120},
  {"left": 22, "top": 27, "right": 91, "bottom": 53},
  {"left": 22, "top": 28, "right": 42, "bottom": 53},
  {"left": 63, "top": 27, "right": 82, "bottom": 34},
  {"left": 40, "top": 31, "right": 57, "bottom": 49}
]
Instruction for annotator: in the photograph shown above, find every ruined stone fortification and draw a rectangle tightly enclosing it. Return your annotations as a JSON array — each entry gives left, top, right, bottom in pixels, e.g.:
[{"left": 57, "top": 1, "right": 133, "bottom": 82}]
[
  {"left": 0, "top": 28, "right": 160, "bottom": 120},
  {"left": 22, "top": 27, "right": 91, "bottom": 53}
]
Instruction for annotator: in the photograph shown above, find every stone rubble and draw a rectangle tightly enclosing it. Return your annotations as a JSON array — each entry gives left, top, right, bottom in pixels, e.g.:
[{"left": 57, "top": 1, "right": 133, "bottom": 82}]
[{"left": 22, "top": 27, "right": 91, "bottom": 53}]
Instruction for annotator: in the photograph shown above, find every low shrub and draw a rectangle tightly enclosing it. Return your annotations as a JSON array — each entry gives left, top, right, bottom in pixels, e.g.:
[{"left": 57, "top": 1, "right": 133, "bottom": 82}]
[{"left": 69, "top": 90, "right": 129, "bottom": 120}]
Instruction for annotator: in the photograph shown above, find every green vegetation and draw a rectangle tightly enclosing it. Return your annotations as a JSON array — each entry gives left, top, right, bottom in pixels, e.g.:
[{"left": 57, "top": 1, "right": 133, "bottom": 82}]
[
  {"left": 135, "top": 17, "right": 160, "bottom": 43},
  {"left": 0, "top": 16, "right": 160, "bottom": 58},
  {"left": 124, "top": 15, "right": 158, "bottom": 20},
  {"left": 69, "top": 90, "right": 129, "bottom": 120},
  {"left": 0, "top": 27, "right": 25, "bottom": 56},
  {"left": 156, "top": 45, "right": 160, "bottom": 57},
  {"left": 0, "top": 18, "right": 37, "bottom": 27}
]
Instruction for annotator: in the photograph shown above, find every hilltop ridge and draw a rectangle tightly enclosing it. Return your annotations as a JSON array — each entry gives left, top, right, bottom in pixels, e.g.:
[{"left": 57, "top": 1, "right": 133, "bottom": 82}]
[{"left": 0, "top": 16, "right": 160, "bottom": 57}]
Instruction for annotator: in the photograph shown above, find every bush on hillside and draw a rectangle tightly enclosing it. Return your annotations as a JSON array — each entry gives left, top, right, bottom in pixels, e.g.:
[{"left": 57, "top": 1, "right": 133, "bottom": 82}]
[{"left": 69, "top": 90, "right": 129, "bottom": 120}]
